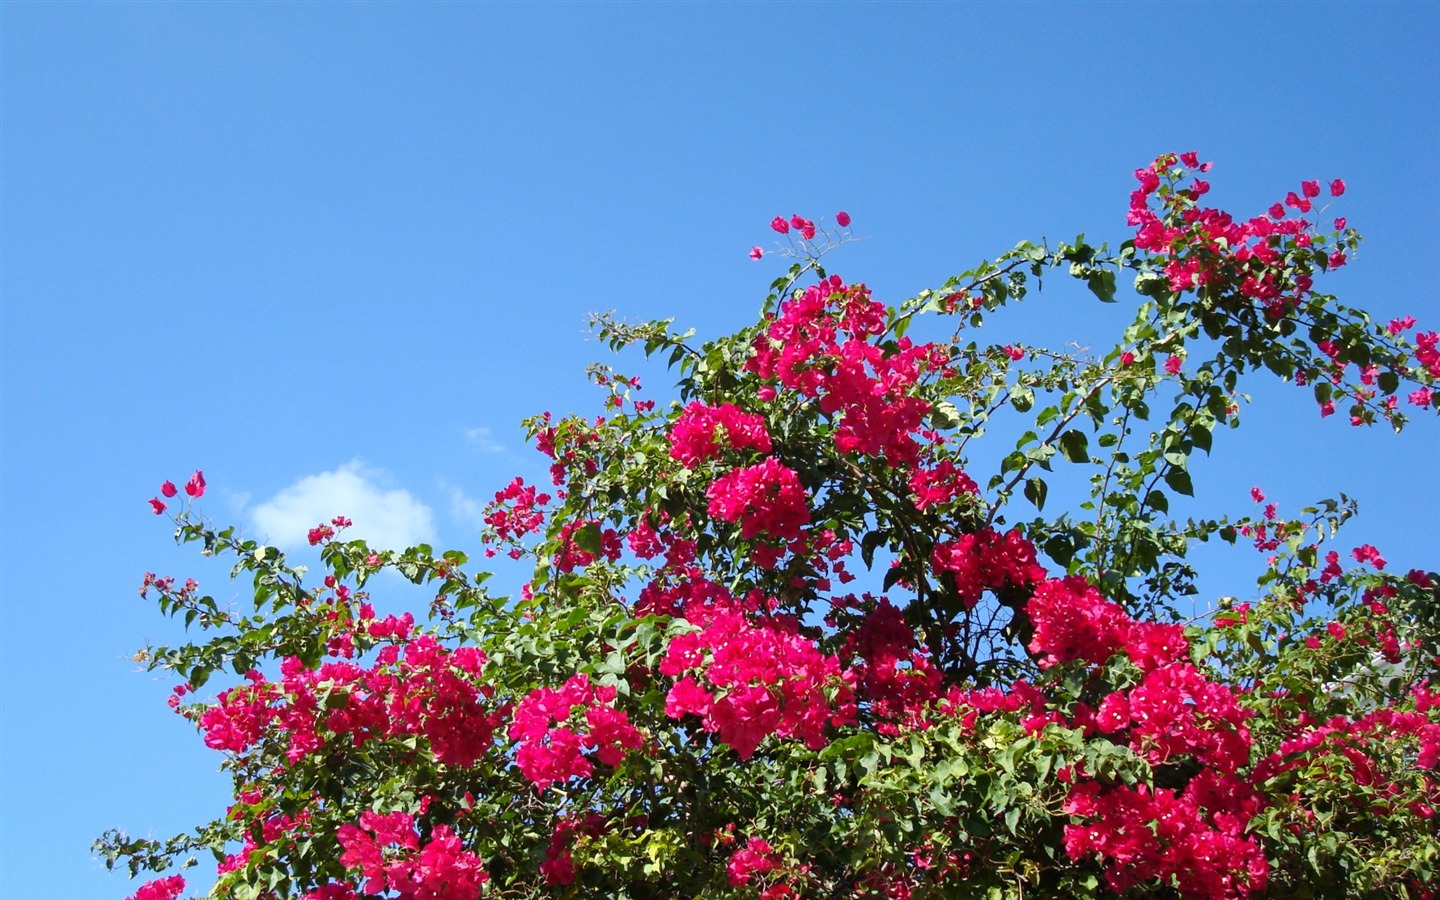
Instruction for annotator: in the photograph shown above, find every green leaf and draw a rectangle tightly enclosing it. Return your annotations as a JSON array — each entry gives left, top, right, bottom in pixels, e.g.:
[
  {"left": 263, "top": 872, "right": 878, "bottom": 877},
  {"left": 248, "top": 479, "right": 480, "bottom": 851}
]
[
  {"left": 1164, "top": 468, "right": 1194, "bottom": 497},
  {"left": 929, "top": 400, "right": 962, "bottom": 430},
  {"left": 1024, "top": 476, "right": 1048, "bottom": 511},
  {"left": 819, "top": 733, "right": 876, "bottom": 761},
  {"left": 1134, "top": 271, "right": 1167, "bottom": 297},
  {"left": 1191, "top": 424, "right": 1212, "bottom": 454},
  {"left": 1043, "top": 533, "right": 1076, "bottom": 567},
  {"left": 1011, "top": 387, "right": 1035, "bottom": 413},
  {"left": 1145, "top": 489, "right": 1169, "bottom": 514},
  {"left": 1024, "top": 444, "right": 1056, "bottom": 468},
  {"left": 999, "top": 450, "right": 1026, "bottom": 475},
  {"left": 1087, "top": 270, "right": 1117, "bottom": 303},
  {"left": 1004, "top": 805, "right": 1022, "bottom": 835},
  {"left": 883, "top": 565, "right": 905, "bottom": 592},
  {"left": 928, "top": 786, "right": 955, "bottom": 817},
  {"left": 1058, "top": 429, "right": 1089, "bottom": 463},
  {"left": 860, "top": 529, "right": 885, "bottom": 568},
  {"left": 573, "top": 522, "right": 604, "bottom": 556}
]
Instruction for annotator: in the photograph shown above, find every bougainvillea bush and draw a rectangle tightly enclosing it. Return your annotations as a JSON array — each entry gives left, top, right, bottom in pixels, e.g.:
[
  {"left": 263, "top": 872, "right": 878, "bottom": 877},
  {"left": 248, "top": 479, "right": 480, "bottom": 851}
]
[{"left": 103, "top": 154, "right": 1440, "bottom": 900}]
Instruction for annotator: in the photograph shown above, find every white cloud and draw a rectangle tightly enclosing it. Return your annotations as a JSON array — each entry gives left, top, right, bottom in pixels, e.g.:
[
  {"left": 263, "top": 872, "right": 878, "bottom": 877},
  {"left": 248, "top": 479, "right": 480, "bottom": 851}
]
[
  {"left": 221, "top": 488, "right": 252, "bottom": 515},
  {"left": 464, "top": 426, "right": 505, "bottom": 454},
  {"left": 446, "top": 484, "right": 487, "bottom": 529},
  {"left": 251, "top": 460, "right": 436, "bottom": 550}
]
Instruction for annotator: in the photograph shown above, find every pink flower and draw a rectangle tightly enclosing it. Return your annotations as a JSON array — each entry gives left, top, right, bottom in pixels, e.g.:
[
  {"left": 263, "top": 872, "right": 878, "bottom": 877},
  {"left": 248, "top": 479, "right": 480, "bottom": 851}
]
[
  {"left": 149, "top": 497, "right": 167, "bottom": 515},
  {"left": 1026, "top": 576, "right": 1131, "bottom": 668},
  {"left": 749, "top": 246, "right": 764, "bottom": 260},
  {"left": 770, "top": 216, "right": 789, "bottom": 234},
  {"left": 669, "top": 402, "right": 772, "bottom": 468},
  {"left": 908, "top": 460, "right": 978, "bottom": 510},
  {"left": 1334, "top": 217, "right": 1347, "bottom": 231},
  {"left": 1352, "top": 543, "right": 1387, "bottom": 570},
  {"left": 1004, "top": 345, "right": 1025, "bottom": 361},
  {"left": 1179, "top": 151, "right": 1200, "bottom": 168},
  {"left": 665, "top": 676, "right": 714, "bottom": 718},
  {"left": 129, "top": 875, "right": 185, "bottom": 900},
  {"left": 1387, "top": 315, "right": 1415, "bottom": 335},
  {"left": 835, "top": 210, "right": 851, "bottom": 227},
  {"left": 1120, "top": 351, "right": 1135, "bottom": 367},
  {"left": 1301, "top": 180, "right": 1320, "bottom": 199},
  {"left": 337, "top": 811, "right": 487, "bottom": 898},
  {"left": 160, "top": 480, "right": 178, "bottom": 498},
  {"left": 1096, "top": 692, "right": 1130, "bottom": 731},
  {"left": 727, "top": 838, "right": 780, "bottom": 886},
  {"left": 1164, "top": 355, "right": 1183, "bottom": 375},
  {"left": 706, "top": 458, "right": 810, "bottom": 541},
  {"left": 931, "top": 527, "right": 1046, "bottom": 609},
  {"left": 1330, "top": 178, "right": 1346, "bottom": 197},
  {"left": 586, "top": 703, "right": 644, "bottom": 767},
  {"left": 185, "top": 470, "right": 206, "bottom": 498}
]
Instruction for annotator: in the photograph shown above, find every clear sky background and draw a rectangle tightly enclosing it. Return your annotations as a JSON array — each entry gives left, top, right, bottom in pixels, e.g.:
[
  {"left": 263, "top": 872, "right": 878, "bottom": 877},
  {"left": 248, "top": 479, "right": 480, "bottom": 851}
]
[{"left": 3, "top": 3, "right": 1438, "bottom": 897}]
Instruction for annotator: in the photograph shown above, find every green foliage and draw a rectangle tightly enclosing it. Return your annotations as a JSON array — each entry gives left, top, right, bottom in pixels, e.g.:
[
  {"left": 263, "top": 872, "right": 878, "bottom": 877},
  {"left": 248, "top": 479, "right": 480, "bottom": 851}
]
[{"left": 106, "top": 158, "right": 1440, "bottom": 900}]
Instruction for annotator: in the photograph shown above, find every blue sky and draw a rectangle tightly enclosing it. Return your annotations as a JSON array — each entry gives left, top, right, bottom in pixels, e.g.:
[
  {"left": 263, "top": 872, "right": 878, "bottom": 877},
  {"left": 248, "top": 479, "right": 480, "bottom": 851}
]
[{"left": 2, "top": 3, "right": 1438, "bottom": 897}]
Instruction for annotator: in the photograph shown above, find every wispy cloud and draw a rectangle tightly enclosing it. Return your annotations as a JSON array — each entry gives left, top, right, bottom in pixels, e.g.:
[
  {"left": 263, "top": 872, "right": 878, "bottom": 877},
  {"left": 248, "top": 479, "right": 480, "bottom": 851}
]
[
  {"left": 464, "top": 426, "right": 505, "bottom": 454},
  {"left": 221, "top": 488, "right": 252, "bottom": 516},
  {"left": 446, "top": 483, "right": 487, "bottom": 529},
  {"left": 251, "top": 460, "right": 436, "bottom": 550}
]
